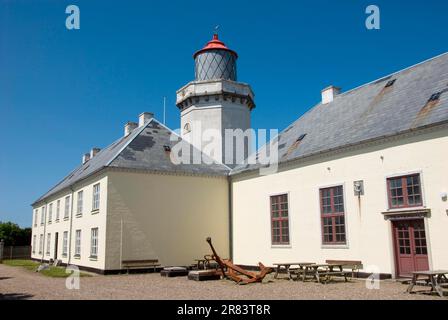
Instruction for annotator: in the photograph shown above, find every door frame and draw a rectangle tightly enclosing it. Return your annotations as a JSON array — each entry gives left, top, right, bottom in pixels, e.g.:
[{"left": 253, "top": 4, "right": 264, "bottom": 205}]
[
  {"left": 391, "top": 218, "right": 430, "bottom": 278},
  {"left": 54, "top": 232, "right": 59, "bottom": 260}
]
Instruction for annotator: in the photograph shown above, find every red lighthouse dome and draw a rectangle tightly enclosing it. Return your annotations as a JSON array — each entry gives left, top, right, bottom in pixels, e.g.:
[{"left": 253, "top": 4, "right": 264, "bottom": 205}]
[
  {"left": 193, "top": 34, "right": 238, "bottom": 59},
  {"left": 193, "top": 33, "right": 238, "bottom": 81}
]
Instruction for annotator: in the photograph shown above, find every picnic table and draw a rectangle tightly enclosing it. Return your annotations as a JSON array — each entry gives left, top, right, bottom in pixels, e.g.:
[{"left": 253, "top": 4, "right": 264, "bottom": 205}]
[
  {"left": 406, "top": 270, "right": 448, "bottom": 297},
  {"left": 273, "top": 263, "right": 314, "bottom": 280},
  {"left": 298, "top": 263, "right": 348, "bottom": 284}
]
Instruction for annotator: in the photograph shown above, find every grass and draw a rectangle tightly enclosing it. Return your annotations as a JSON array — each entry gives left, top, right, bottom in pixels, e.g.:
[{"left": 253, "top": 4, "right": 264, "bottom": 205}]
[{"left": 1, "top": 259, "right": 91, "bottom": 278}]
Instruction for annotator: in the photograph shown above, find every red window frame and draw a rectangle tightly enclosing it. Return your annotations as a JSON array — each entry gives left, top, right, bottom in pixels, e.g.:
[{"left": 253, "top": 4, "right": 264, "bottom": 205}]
[
  {"left": 270, "top": 194, "right": 290, "bottom": 245},
  {"left": 387, "top": 174, "right": 422, "bottom": 209},
  {"left": 320, "top": 186, "right": 346, "bottom": 245}
]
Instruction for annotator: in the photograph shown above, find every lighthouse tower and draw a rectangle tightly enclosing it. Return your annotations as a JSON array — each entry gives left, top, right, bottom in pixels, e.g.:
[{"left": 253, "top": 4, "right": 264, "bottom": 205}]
[{"left": 176, "top": 33, "right": 255, "bottom": 166}]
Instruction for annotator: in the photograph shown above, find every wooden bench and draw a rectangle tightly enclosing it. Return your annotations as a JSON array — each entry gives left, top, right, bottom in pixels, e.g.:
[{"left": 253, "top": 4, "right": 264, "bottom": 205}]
[
  {"left": 121, "top": 259, "right": 161, "bottom": 273},
  {"left": 325, "top": 260, "right": 363, "bottom": 279}
]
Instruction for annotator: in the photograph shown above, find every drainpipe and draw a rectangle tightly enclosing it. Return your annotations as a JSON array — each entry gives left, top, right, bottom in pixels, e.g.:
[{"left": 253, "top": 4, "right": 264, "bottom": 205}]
[
  {"left": 228, "top": 175, "right": 233, "bottom": 261},
  {"left": 67, "top": 186, "right": 75, "bottom": 266}
]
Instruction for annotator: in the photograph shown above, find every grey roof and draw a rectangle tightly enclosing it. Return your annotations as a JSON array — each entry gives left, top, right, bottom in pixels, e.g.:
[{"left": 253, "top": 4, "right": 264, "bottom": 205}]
[
  {"left": 232, "top": 52, "right": 448, "bottom": 174},
  {"left": 33, "top": 119, "right": 229, "bottom": 205}
]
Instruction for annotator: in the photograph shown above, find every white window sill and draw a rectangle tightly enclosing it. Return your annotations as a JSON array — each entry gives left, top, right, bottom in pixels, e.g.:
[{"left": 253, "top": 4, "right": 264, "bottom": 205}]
[
  {"left": 321, "top": 245, "right": 349, "bottom": 249},
  {"left": 89, "top": 256, "right": 98, "bottom": 261},
  {"left": 91, "top": 209, "right": 100, "bottom": 215},
  {"left": 271, "top": 245, "right": 292, "bottom": 249},
  {"left": 75, "top": 213, "right": 82, "bottom": 218}
]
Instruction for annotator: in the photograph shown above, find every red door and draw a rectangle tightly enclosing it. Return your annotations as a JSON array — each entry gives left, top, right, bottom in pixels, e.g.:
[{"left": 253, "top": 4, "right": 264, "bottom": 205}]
[{"left": 392, "top": 219, "right": 429, "bottom": 277}]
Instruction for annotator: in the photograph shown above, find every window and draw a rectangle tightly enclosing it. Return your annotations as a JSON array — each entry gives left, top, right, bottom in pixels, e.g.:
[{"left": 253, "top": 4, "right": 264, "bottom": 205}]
[
  {"left": 62, "top": 231, "right": 68, "bottom": 256},
  {"left": 90, "top": 228, "right": 98, "bottom": 258},
  {"left": 387, "top": 174, "right": 422, "bottom": 209},
  {"left": 34, "top": 210, "right": 38, "bottom": 227},
  {"left": 40, "top": 206, "right": 45, "bottom": 225},
  {"left": 270, "top": 194, "right": 290, "bottom": 245},
  {"left": 64, "top": 196, "right": 70, "bottom": 219},
  {"left": 32, "top": 235, "right": 36, "bottom": 253},
  {"left": 92, "top": 184, "right": 100, "bottom": 211},
  {"left": 48, "top": 203, "right": 53, "bottom": 223},
  {"left": 183, "top": 123, "right": 191, "bottom": 134},
  {"left": 75, "top": 230, "right": 81, "bottom": 256},
  {"left": 77, "top": 191, "right": 83, "bottom": 215},
  {"left": 320, "top": 186, "right": 346, "bottom": 245},
  {"left": 46, "top": 233, "right": 51, "bottom": 255},
  {"left": 56, "top": 200, "right": 60, "bottom": 221},
  {"left": 39, "top": 234, "right": 43, "bottom": 254}
]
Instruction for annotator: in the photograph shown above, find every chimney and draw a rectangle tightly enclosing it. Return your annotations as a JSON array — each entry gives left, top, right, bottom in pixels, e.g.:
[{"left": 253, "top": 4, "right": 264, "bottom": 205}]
[
  {"left": 124, "top": 121, "right": 138, "bottom": 136},
  {"left": 82, "top": 153, "right": 90, "bottom": 164},
  {"left": 90, "top": 147, "right": 101, "bottom": 158},
  {"left": 321, "top": 86, "right": 341, "bottom": 104},
  {"left": 138, "top": 112, "right": 154, "bottom": 127}
]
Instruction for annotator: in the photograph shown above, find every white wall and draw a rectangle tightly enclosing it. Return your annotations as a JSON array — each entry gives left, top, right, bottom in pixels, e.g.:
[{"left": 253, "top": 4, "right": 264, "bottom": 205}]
[
  {"left": 31, "top": 173, "right": 108, "bottom": 270},
  {"left": 231, "top": 128, "right": 448, "bottom": 276}
]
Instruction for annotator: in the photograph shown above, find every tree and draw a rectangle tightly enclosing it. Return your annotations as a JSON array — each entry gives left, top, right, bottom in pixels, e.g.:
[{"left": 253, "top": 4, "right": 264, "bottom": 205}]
[{"left": 0, "top": 222, "right": 32, "bottom": 246}]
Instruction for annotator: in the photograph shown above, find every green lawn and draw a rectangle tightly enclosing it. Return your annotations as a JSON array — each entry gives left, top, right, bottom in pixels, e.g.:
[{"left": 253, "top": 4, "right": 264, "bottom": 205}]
[{"left": 1, "top": 259, "right": 91, "bottom": 278}]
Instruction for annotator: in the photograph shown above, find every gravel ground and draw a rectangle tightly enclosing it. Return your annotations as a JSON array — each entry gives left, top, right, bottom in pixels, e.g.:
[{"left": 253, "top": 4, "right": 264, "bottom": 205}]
[{"left": 0, "top": 263, "right": 444, "bottom": 300}]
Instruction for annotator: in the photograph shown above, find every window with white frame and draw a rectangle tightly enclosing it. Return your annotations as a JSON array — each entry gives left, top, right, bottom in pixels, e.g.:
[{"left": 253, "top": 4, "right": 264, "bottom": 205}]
[
  {"left": 92, "top": 184, "right": 100, "bottom": 211},
  {"left": 32, "top": 235, "right": 36, "bottom": 253},
  {"left": 90, "top": 228, "right": 98, "bottom": 258},
  {"left": 48, "top": 203, "right": 53, "bottom": 223},
  {"left": 77, "top": 191, "right": 83, "bottom": 215},
  {"left": 34, "top": 210, "right": 38, "bottom": 227},
  {"left": 46, "top": 233, "right": 51, "bottom": 255},
  {"left": 56, "top": 200, "right": 60, "bottom": 221},
  {"left": 62, "top": 231, "right": 68, "bottom": 256},
  {"left": 64, "top": 196, "right": 70, "bottom": 219},
  {"left": 40, "top": 206, "right": 45, "bottom": 225},
  {"left": 75, "top": 230, "right": 81, "bottom": 256},
  {"left": 39, "top": 234, "right": 43, "bottom": 254}
]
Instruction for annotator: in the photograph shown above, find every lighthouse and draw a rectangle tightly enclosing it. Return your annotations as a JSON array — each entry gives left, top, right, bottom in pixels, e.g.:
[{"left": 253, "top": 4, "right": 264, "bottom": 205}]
[{"left": 176, "top": 33, "right": 255, "bottom": 167}]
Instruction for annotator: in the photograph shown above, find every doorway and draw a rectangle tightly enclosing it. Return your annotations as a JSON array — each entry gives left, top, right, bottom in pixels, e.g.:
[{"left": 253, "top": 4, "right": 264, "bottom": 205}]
[{"left": 392, "top": 219, "right": 429, "bottom": 277}]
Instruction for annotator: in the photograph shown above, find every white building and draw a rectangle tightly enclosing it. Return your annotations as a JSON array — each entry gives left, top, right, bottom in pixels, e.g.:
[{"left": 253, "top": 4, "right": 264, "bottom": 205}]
[{"left": 31, "top": 34, "right": 448, "bottom": 278}]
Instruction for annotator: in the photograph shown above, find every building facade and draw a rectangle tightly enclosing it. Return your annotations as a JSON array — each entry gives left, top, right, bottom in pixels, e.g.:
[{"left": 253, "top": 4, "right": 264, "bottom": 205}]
[{"left": 31, "top": 33, "right": 448, "bottom": 277}]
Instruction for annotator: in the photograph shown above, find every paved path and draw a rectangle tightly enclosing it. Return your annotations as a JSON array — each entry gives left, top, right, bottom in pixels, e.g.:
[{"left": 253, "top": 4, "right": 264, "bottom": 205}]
[{"left": 0, "top": 264, "right": 443, "bottom": 300}]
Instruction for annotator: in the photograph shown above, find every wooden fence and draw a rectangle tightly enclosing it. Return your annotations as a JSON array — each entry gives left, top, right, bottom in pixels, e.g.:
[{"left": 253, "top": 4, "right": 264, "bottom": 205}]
[{"left": 0, "top": 244, "right": 31, "bottom": 261}]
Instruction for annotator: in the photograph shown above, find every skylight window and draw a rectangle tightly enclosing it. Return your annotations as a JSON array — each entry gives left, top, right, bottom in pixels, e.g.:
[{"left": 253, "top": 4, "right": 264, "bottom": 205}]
[
  {"left": 297, "top": 134, "right": 307, "bottom": 142},
  {"left": 385, "top": 79, "right": 396, "bottom": 88},
  {"left": 428, "top": 92, "right": 441, "bottom": 102}
]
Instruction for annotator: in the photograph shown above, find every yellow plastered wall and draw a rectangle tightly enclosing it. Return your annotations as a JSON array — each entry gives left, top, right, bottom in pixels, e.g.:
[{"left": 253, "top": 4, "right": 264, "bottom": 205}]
[
  {"left": 105, "top": 170, "right": 229, "bottom": 269},
  {"left": 231, "top": 128, "right": 448, "bottom": 276}
]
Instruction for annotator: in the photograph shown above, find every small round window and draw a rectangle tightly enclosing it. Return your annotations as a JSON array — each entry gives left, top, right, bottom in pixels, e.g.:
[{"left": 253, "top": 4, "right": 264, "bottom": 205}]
[{"left": 184, "top": 123, "right": 191, "bottom": 134}]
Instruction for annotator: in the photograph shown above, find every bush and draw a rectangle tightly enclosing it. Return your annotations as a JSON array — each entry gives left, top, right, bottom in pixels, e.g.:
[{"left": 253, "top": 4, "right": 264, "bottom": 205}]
[{"left": 0, "top": 221, "right": 32, "bottom": 246}]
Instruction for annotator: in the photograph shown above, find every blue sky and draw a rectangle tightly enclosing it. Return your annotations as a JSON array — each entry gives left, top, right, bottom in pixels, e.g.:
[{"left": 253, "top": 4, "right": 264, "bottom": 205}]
[{"left": 1, "top": 0, "right": 447, "bottom": 227}]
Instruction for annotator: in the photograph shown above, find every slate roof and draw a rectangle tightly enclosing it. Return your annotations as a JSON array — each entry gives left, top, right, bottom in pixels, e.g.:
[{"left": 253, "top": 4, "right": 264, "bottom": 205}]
[
  {"left": 34, "top": 52, "right": 448, "bottom": 204},
  {"left": 33, "top": 119, "right": 230, "bottom": 205},
  {"left": 232, "top": 52, "right": 448, "bottom": 174}
]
